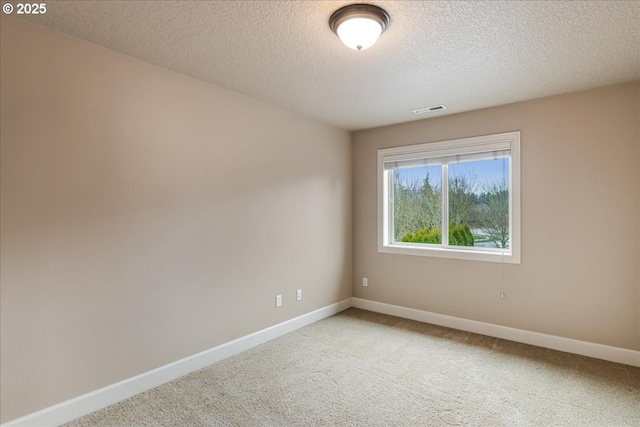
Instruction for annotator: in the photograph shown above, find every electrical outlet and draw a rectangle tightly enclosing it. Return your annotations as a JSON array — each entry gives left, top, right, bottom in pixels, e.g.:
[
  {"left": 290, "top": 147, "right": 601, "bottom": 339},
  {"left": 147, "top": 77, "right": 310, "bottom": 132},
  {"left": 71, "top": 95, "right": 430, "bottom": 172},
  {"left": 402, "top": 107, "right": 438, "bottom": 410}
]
[
  {"left": 362, "top": 277, "right": 368, "bottom": 287},
  {"left": 276, "top": 295, "right": 282, "bottom": 307},
  {"left": 296, "top": 289, "right": 302, "bottom": 301}
]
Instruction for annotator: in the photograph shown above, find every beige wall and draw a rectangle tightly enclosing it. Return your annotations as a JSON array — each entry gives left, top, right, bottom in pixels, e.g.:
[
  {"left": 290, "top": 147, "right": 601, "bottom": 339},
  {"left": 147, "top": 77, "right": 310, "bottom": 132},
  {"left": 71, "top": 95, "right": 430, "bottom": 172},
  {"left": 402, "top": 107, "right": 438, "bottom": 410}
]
[
  {"left": 353, "top": 82, "right": 640, "bottom": 351},
  {"left": 0, "top": 17, "right": 352, "bottom": 422}
]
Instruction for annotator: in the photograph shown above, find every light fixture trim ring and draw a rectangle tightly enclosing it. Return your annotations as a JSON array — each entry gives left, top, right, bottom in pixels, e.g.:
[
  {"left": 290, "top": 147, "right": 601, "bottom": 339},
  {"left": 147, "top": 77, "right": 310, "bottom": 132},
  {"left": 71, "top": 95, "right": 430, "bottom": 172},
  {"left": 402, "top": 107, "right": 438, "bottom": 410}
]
[{"left": 329, "top": 3, "right": 391, "bottom": 36}]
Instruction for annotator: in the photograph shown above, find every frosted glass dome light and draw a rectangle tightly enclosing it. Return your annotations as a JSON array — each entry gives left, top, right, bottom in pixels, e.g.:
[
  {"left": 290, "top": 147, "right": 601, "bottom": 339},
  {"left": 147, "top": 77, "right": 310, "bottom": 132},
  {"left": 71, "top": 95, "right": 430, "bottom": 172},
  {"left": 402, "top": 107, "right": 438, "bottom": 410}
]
[
  {"left": 336, "top": 17, "right": 382, "bottom": 50},
  {"left": 329, "top": 4, "right": 390, "bottom": 51}
]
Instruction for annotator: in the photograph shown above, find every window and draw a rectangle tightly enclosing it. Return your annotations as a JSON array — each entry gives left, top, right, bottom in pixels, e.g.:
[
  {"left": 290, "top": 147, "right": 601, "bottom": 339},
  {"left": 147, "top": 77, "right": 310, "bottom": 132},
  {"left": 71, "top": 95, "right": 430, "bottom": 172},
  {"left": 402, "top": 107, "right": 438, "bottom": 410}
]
[{"left": 378, "top": 132, "right": 520, "bottom": 263}]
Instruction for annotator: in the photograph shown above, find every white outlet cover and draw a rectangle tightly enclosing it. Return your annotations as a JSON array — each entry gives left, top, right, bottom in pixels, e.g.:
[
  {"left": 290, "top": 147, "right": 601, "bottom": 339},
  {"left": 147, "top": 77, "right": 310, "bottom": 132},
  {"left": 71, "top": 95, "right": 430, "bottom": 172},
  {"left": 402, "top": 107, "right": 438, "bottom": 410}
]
[{"left": 276, "top": 295, "right": 282, "bottom": 307}]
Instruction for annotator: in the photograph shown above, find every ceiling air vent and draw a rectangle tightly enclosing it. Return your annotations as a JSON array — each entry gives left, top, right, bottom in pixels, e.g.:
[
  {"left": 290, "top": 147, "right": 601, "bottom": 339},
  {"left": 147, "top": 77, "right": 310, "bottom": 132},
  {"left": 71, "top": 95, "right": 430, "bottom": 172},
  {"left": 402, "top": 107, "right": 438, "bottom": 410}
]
[{"left": 412, "top": 105, "right": 447, "bottom": 114}]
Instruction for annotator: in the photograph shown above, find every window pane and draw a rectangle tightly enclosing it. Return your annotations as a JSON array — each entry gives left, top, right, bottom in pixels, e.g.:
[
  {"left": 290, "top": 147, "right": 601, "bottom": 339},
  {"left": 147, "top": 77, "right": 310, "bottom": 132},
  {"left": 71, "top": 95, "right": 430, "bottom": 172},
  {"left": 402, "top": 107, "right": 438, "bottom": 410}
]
[
  {"left": 392, "top": 166, "right": 442, "bottom": 244},
  {"left": 448, "top": 158, "right": 509, "bottom": 249}
]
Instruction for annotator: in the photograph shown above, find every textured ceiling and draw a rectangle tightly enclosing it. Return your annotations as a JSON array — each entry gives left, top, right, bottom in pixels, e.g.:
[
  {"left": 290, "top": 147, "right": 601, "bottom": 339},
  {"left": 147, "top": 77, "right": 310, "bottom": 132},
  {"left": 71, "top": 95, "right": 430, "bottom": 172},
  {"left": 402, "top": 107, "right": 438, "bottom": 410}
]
[{"left": 18, "top": 1, "right": 640, "bottom": 130}]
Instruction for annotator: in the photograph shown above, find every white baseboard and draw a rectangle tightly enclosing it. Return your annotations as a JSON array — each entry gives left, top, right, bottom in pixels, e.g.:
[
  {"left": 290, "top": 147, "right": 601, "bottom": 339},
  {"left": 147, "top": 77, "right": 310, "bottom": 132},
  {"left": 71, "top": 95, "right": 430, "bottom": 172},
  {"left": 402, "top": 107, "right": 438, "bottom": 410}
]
[
  {"left": 1, "top": 298, "right": 352, "bottom": 427},
  {"left": 351, "top": 298, "right": 640, "bottom": 368}
]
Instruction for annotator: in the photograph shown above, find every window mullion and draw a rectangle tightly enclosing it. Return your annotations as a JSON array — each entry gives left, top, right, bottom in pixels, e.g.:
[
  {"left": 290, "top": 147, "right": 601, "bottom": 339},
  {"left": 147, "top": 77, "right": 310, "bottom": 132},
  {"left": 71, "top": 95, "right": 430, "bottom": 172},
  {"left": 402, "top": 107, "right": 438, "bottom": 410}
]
[{"left": 441, "top": 163, "right": 449, "bottom": 247}]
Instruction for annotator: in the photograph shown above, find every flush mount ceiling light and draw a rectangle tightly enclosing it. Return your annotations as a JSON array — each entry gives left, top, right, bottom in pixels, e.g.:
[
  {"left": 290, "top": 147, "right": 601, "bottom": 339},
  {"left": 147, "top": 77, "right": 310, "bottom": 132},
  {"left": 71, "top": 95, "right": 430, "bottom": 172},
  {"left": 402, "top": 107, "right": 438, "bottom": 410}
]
[{"left": 329, "top": 4, "right": 390, "bottom": 51}]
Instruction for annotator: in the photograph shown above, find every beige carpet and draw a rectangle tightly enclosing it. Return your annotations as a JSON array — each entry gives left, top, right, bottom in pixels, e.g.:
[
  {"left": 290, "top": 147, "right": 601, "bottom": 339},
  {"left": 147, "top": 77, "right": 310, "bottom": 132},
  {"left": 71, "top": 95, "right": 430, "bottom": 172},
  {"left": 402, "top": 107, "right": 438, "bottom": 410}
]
[{"left": 65, "top": 308, "right": 640, "bottom": 426}]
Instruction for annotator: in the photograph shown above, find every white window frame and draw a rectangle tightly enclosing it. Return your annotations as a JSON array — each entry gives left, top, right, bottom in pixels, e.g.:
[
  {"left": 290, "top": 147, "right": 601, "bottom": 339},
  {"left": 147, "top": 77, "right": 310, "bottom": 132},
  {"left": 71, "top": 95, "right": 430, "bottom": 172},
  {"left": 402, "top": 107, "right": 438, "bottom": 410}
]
[{"left": 378, "top": 131, "right": 521, "bottom": 264}]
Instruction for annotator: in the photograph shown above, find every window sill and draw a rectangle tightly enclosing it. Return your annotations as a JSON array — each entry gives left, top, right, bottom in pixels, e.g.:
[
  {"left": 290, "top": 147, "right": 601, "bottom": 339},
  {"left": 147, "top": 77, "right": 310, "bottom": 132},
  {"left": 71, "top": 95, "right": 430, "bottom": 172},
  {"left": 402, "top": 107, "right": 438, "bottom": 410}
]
[{"left": 378, "top": 243, "right": 520, "bottom": 264}]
